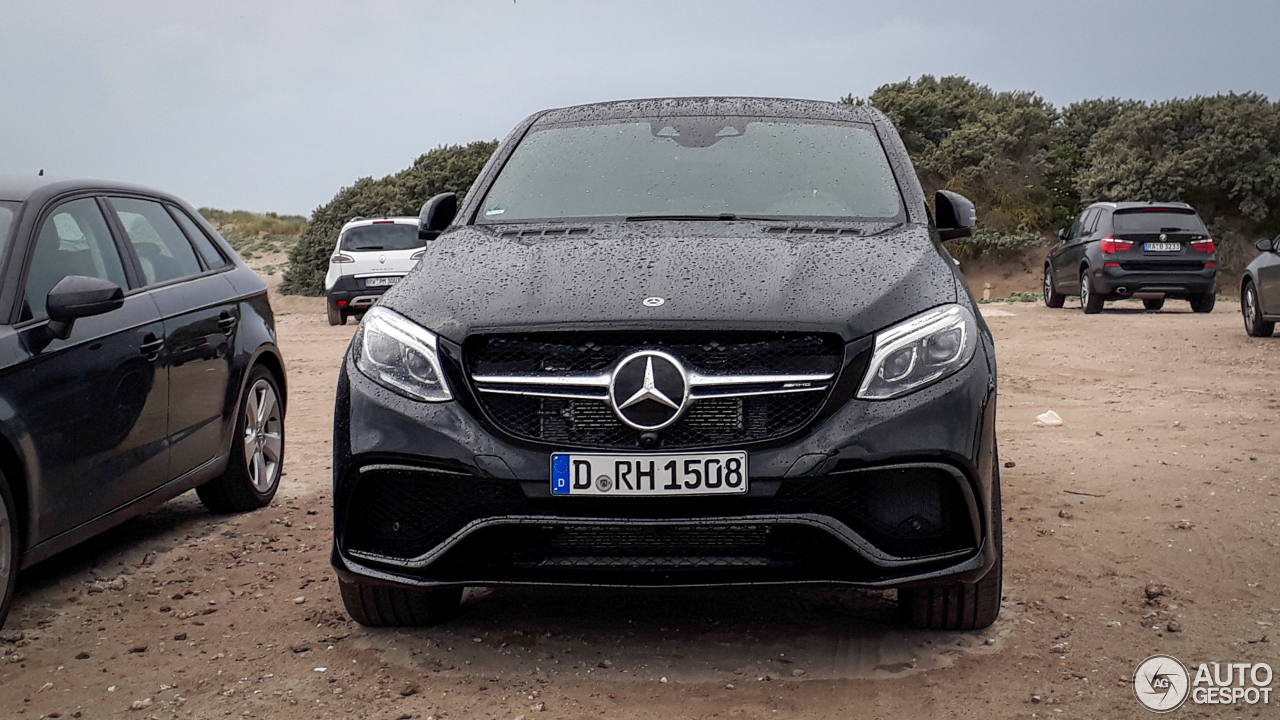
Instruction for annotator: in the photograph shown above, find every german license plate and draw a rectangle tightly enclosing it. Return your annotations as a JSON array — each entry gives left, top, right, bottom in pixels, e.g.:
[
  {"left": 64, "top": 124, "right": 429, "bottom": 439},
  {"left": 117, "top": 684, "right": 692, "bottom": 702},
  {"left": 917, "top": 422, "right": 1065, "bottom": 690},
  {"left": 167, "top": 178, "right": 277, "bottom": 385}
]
[
  {"left": 364, "top": 276, "right": 401, "bottom": 287},
  {"left": 1144, "top": 242, "right": 1180, "bottom": 252},
  {"left": 551, "top": 451, "right": 748, "bottom": 496}
]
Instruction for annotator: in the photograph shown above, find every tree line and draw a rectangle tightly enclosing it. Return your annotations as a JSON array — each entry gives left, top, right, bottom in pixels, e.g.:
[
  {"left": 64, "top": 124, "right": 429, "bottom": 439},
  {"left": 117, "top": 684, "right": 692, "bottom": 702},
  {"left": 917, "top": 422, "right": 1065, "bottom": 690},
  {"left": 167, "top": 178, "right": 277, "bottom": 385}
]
[{"left": 283, "top": 77, "right": 1280, "bottom": 294}]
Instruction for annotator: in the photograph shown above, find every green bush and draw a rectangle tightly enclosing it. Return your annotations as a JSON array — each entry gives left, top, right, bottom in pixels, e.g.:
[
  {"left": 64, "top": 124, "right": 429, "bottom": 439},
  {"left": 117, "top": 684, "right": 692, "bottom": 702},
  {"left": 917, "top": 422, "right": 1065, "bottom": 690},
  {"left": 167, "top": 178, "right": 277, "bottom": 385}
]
[
  {"left": 280, "top": 141, "right": 498, "bottom": 296},
  {"left": 947, "top": 227, "right": 1048, "bottom": 262}
]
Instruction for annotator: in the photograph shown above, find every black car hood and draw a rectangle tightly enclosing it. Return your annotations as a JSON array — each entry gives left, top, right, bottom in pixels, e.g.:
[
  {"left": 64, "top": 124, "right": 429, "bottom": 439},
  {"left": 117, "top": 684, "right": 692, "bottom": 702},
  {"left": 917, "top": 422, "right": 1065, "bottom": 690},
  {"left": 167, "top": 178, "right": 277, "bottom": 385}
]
[{"left": 381, "top": 222, "right": 958, "bottom": 343}]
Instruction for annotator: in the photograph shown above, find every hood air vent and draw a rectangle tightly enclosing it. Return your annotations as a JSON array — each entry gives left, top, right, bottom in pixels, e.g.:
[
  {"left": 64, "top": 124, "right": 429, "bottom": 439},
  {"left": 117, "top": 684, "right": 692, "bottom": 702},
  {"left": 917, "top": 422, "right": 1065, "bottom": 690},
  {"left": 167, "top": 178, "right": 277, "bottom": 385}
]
[
  {"left": 765, "top": 226, "right": 862, "bottom": 236},
  {"left": 500, "top": 227, "right": 593, "bottom": 238}
]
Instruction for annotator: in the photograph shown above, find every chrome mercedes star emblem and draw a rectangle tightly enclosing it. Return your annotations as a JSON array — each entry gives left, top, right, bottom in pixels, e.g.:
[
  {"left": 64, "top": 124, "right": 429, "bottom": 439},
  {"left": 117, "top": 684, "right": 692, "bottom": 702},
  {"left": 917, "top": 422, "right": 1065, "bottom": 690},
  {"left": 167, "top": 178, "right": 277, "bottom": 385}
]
[{"left": 608, "top": 351, "right": 689, "bottom": 430}]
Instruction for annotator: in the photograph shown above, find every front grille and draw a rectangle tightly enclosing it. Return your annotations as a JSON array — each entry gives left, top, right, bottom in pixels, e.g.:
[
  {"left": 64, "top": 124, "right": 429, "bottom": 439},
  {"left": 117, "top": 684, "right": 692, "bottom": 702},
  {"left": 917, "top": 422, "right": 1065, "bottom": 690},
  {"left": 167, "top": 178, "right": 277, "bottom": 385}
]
[
  {"left": 341, "top": 465, "right": 976, "bottom": 567},
  {"left": 464, "top": 332, "right": 842, "bottom": 449},
  {"left": 480, "top": 394, "right": 826, "bottom": 449},
  {"left": 466, "top": 332, "right": 842, "bottom": 377},
  {"left": 1120, "top": 260, "right": 1205, "bottom": 272}
]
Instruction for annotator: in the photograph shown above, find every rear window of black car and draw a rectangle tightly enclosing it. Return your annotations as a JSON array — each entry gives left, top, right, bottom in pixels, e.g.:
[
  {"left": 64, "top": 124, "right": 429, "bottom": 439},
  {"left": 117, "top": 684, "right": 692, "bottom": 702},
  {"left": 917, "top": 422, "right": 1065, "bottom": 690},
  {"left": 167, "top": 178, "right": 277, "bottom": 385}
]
[
  {"left": 1112, "top": 208, "right": 1207, "bottom": 234},
  {"left": 0, "top": 201, "right": 18, "bottom": 257},
  {"left": 479, "top": 117, "right": 904, "bottom": 222},
  {"left": 340, "top": 223, "right": 422, "bottom": 251}
]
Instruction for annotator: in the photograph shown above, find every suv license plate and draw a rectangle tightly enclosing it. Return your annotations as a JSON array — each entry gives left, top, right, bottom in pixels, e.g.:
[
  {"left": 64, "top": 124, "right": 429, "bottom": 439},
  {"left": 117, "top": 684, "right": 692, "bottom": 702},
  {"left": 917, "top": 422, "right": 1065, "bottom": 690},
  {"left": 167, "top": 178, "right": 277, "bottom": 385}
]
[
  {"left": 551, "top": 451, "right": 748, "bottom": 496},
  {"left": 1144, "top": 242, "right": 1180, "bottom": 252},
  {"left": 364, "top": 276, "right": 401, "bottom": 287}
]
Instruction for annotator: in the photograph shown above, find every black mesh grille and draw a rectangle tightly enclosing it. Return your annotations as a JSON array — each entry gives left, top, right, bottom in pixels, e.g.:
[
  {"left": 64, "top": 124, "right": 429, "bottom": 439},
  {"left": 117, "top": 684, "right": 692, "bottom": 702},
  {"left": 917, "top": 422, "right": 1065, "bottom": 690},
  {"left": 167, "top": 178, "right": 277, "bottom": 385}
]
[
  {"left": 465, "top": 331, "right": 841, "bottom": 449},
  {"left": 427, "top": 523, "right": 873, "bottom": 584},
  {"left": 477, "top": 394, "right": 825, "bottom": 449},
  {"left": 466, "top": 332, "right": 842, "bottom": 377},
  {"left": 341, "top": 466, "right": 975, "bottom": 569}
]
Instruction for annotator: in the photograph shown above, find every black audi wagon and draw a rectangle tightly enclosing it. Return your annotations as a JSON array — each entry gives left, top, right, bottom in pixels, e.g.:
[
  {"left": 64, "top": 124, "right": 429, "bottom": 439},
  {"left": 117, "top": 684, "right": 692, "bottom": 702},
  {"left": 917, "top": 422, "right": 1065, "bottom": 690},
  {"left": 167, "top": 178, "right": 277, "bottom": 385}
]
[
  {"left": 331, "top": 97, "right": 1001, "bottom": 630},
  {"left": 0, "top": 177, "right": 286, "bottom": 628}
]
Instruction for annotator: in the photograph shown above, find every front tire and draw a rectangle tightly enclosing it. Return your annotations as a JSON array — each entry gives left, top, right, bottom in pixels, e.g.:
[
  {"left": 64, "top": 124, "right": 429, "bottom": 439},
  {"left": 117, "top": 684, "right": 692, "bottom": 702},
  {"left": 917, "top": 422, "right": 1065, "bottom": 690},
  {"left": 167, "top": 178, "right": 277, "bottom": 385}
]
[
  {"left": 1242, "top": 282, "right": 1275, "bottom": 337},
  {"left": 1043, "top": 266, "right": 1065, "bottom": 308},
  {"left": 0, "top": 471, "right": 19, "bottom": 631},
  {"left": 197, "top": 366, "right": 285, "bottom": 513},
  {"left": 1081, "top": 271, "right": 1105, "bottom": 314},
  {"left": 1143, "top": 298, "right": 1165, "bottom": 311},
  {"left": 1190, "top": 293, "right": 1216, "bottom": 313},
  {"left": 339, "top": 578, "right": 462, "bottom": 627},
  {"left": 327, "top": 301, "right": 346, "bottom": 326},
  {"left": 900, "top": 465, "right": 1002, "bottom": 630}
]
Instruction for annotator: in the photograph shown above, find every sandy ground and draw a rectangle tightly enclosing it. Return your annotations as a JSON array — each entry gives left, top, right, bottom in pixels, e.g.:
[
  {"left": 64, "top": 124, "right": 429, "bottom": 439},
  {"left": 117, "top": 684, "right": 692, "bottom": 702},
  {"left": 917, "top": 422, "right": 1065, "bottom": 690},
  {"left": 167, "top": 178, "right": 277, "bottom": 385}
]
[{"left": 1, "top": 296, "right": 1277, "bottom": 720}]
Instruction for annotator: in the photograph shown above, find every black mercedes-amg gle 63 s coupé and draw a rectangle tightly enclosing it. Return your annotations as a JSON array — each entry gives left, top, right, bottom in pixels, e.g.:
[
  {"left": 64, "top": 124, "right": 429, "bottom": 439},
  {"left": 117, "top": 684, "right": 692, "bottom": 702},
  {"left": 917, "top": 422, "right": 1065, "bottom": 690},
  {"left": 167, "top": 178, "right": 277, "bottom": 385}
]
[{"left": 331, "top": 97, "right": 1001, "bottom": 630}]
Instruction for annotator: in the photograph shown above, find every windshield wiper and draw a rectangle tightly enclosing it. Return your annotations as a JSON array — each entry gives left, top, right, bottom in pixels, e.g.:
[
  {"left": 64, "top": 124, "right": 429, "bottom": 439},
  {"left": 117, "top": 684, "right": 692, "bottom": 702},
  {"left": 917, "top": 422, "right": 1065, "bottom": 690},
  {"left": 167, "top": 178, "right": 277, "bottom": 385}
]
[{"left": 624, "top": 213, "right": 783, "bottom": 222}]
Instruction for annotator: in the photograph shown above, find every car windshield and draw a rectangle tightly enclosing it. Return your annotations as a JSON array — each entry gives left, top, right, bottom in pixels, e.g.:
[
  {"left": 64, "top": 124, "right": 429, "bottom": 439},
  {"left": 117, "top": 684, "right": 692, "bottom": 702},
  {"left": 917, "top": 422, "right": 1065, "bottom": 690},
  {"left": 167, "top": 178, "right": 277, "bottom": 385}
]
[
  {"left": 0, "top": 201, "right": 18, "bottom": 258},
  {"left": 1112, "top": 209, "right": 1207, "bottom": 234},
  {"left": 479, "top": 117, "right": 904, "bottom": 222},
  {"left": 340, "top": 223, "right": 422, "bottom": 251}
]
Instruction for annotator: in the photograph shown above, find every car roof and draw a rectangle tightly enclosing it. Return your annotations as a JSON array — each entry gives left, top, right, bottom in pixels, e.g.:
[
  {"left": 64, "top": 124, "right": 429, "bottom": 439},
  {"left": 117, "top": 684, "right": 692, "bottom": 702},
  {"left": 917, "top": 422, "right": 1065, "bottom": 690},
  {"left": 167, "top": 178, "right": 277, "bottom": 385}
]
[
  {"left": 0, "top": 175, "right": 176, "bottom": 203},
  {"left": 340, "top": 217, "right": 418, "bottom": 232},
  {"left": 531, "top": 96, "right": 887, "bottom": 126},
  {"left": 1086, "top": 201, "right": 1196, "bottom": 212}
]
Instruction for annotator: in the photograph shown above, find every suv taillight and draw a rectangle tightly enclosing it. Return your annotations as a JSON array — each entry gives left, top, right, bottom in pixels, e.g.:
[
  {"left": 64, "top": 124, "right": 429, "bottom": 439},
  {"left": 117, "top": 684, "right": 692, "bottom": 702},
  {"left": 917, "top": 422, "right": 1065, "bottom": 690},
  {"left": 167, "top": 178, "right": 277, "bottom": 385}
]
[
  {"left": 331, "top": 254, "right": 354, "bottom": 263},
  {"left": 1191, "top": 238, "right": 1215, "bottom": 253},
  {"left": 1100, "top": 236, "right": 1134, "bottom": 254},
  {"left": 410, "top": 250, "right": 425, "bottom": 260}
]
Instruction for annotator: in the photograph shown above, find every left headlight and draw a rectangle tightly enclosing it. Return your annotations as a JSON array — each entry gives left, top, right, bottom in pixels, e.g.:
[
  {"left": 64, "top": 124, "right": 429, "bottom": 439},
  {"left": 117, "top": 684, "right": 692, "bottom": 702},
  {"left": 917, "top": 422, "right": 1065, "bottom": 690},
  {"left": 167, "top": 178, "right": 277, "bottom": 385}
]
[
  {"left": 354, "top": 306, "right": 453, "bottom": 402},
  {"left": 857, "top": 304, "right": 978, "bottom": 400}
]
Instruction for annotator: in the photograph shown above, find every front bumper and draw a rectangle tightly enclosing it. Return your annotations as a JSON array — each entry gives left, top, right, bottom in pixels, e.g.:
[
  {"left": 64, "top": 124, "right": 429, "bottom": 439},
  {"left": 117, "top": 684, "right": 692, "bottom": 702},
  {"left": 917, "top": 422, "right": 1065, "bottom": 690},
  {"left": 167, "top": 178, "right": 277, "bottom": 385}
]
[{"left": 332, "top": 337, "right": 999, "bottom": 590}]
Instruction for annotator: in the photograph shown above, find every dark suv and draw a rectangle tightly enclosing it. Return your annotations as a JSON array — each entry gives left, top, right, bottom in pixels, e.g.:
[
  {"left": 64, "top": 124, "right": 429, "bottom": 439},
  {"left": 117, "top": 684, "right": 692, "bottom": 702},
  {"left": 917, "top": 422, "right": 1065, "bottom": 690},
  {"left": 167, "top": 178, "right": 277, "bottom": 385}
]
[
  {"left": 1044, "top": 202, "right": 1218, "bottom": 313},
  {"left": 331, "top": 98, "right": 1002, "bottom": 631}
]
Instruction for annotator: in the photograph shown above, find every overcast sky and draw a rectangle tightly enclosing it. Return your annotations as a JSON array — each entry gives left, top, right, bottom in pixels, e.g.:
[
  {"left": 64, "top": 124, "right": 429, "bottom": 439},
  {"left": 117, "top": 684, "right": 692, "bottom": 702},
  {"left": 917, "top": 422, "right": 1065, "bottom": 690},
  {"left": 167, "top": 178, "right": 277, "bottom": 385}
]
[{"left": 3, "top": 0, "right": 1276, "bottom": 215}]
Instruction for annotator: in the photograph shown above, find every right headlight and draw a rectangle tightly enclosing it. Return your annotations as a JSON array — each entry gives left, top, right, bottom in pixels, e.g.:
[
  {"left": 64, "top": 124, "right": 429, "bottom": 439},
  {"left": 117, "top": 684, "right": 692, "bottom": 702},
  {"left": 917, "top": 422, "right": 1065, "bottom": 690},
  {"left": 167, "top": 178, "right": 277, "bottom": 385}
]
[
  {"left": 857, "top": 304, "right": 978, "bottom": 400},
  {"left": 354, "top": 306, "right": 453, "bottom": 402}
]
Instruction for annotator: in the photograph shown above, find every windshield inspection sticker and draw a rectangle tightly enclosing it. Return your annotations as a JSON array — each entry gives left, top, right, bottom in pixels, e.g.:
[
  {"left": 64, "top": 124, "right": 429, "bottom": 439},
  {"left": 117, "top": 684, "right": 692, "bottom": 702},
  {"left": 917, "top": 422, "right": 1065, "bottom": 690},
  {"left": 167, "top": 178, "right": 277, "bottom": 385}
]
[
  {"left": 484, "top": 206, "right": 506, "bottom": 216},
  {"left": 1133, "top": 655, "right": 1273, "bottom": 713}
]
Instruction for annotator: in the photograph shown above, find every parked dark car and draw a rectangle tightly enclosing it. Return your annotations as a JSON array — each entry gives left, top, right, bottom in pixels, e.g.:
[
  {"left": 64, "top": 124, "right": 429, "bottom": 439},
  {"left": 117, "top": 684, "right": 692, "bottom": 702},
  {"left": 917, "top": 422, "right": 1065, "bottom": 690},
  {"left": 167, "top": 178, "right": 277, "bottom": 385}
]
[
  {"left": 1043, "top": 202, "right": 1218, "bottom": 313},
  {"left": 331, "top": 97, "right": 1002, "bottom": 631},
  {"left": 0, "top": 177, "right": 287, "bottom": 629},
  {"left": 1241, "top": 234, "right": 1280, "bottom": 336}
]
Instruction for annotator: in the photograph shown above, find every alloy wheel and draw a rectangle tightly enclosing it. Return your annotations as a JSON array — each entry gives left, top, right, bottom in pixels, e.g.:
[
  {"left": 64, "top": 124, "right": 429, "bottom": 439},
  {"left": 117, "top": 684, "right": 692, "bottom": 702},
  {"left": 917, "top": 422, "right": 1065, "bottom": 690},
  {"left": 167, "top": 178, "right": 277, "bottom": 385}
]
[
  {"left": 1080, "top": 274, "right": 1090, "bottom": 308},
  {"left": 1244, "top": 286, "right": 1259, "bottom": 330},
  {"left": 1043, "top": 268, "right": 1052, "bottom": 298},
  {"left": 0, "top": 496, "right": 11, "bottom": 606},
  {"left": 242, "top": 379, "right": 283, "bottom": 493}
]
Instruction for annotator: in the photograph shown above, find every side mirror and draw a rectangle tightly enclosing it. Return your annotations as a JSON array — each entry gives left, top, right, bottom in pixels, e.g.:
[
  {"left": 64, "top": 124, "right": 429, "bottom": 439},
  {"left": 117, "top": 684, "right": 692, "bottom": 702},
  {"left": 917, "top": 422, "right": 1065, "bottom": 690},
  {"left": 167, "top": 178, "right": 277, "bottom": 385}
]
[
  {"left": 45, "top": 275, "right": 125, "bottom": 340},
  {"left": 418, "top": 193, "right": 458, "bottom": 241},
  {"left": 935, "top": 190, "right": 977, "bottom": 241},
  {"left": 1257, "top": 238, "right": 1275, "bottom": 252},
  {"left": 1057, "top": 228, "right": 1069, "bottom": 241}
]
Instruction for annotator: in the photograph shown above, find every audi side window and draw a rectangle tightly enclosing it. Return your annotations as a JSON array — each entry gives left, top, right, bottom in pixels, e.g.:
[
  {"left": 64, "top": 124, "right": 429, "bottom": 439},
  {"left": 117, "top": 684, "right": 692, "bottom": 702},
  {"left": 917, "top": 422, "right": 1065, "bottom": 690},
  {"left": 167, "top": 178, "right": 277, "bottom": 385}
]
[
  {"left": 108, "top": 197, "right": 204, "bottom": 285},
  {"left": 168, "top": 206, "right": 227, "bottom": 269},
  {"left": 24, "top": 198, "right": 128, "bottom": 321}
]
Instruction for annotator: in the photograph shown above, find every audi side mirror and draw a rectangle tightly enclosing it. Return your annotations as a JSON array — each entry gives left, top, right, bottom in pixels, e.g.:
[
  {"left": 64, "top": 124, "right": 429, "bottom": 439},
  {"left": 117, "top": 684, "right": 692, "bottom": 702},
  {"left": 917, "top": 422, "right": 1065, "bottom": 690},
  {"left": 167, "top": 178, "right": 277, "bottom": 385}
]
[
  {"left": 935, "top": 190, "right": 977, "bottom": 241},
  {"left": 418, "top": 193, "right": 458, "bottom": 241},
  {"left": 1257, "top": 238, "right": 1275, "bottom": 253},
  {"left": 44, "top": 275, "right": 125, "bottom": 341}
]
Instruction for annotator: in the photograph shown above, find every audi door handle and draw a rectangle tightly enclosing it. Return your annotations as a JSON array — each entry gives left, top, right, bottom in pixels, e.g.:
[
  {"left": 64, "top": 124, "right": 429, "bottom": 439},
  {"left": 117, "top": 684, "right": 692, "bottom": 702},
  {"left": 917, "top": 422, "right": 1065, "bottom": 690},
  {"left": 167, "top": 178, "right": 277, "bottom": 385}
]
[{"left": 140, "top": 335, "right": 164, "bottom": 361}]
